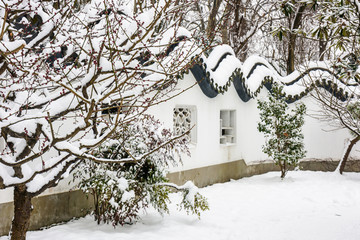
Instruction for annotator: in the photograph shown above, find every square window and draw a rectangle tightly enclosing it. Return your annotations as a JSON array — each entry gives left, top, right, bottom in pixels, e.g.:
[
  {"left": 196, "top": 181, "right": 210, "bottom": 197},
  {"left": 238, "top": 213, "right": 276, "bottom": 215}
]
[{"left": 220, "top": 110, "right": 236, "bottom": 145}]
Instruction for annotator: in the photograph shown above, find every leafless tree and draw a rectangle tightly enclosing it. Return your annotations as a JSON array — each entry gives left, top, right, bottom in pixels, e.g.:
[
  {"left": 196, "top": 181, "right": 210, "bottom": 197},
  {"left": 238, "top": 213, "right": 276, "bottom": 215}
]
[
  {"left": 305, "top": 0, "right": 360, "bottom": 174},
  {"left": 0, "top": 0, "right": 199, "bottom": 239},
  {"left": 182, "top": 0, "right": 276, "bottom": 59}
]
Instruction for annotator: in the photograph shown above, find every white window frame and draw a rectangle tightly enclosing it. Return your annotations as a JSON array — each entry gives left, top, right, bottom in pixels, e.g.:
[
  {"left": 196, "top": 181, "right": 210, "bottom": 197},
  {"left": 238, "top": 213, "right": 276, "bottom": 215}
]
[{"left": 220, "top": 109, "right": 236, "bottom": 145}]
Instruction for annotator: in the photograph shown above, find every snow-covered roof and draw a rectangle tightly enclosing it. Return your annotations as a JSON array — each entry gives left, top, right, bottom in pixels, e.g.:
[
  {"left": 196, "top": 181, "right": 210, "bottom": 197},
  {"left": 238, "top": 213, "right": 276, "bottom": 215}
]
[{"left": 190, "top": 44, "right": 358, "bottom": 103}]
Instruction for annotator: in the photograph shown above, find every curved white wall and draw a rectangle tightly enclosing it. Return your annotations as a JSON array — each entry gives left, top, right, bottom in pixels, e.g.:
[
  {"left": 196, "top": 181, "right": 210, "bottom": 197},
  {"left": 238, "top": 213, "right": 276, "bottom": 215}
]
[
  {"left": 149, "top": 73, "right": 359, "bottom": 172},
  {"left": 1, "top": 73, "right": 358, "bottom": 203}
]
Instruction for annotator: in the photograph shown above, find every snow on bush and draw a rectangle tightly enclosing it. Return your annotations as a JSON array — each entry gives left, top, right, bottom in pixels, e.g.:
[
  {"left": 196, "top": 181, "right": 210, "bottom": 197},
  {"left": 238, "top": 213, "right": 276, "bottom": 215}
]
[
  {"left": 0, "top": 0, "right": 201, "bottom": 238},
  {"left": 257, "top": 84, "right": 306, "bottom": 178},
  {"left": 74, "top": 115, "right": 208, "bottom": 226}
]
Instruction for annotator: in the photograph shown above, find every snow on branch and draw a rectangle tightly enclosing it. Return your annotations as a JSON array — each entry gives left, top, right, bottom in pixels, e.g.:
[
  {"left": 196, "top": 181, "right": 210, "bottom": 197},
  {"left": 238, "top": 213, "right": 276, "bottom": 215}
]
[{"left": 0, "top": 0, "right": 199, "bottom": 195}]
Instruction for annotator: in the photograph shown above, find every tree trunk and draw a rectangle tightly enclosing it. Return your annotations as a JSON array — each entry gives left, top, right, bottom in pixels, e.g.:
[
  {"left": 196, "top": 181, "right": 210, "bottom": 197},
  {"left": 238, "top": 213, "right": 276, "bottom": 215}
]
[
  {"left": 221, "top": 1, "right": 231, "bottom": 45},
  {"left": 286, "top": 33, "right": 296, "bottom": 74},
  {"left": 280, "top": 160, "right": 286, "bottom": 179},
  {"left": 280, "top": 167, "right": 286, "bottom": 178},
  {"left": 319, "top": 38, "right": 327, "bottom": 61},
  {"left": 11, "top": 185, "right": 33, "bottom": 240},
  {"left": 338, "top": 136, "right": 360, "bottom": 174},
  {"left": 234, "top": 1, "right": 249, "bottom": 62},
  {"left": 206, "top": 0, "right": 223, "bottom": 42},
  {"left": 286, "top": 4, "right": 307, "bottom": 74}
]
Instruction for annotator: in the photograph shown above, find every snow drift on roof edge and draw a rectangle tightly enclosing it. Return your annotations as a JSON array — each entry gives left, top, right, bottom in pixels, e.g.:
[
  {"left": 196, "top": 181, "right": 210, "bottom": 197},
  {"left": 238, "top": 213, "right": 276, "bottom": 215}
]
[{"left": 189, "top": 44, "right": 358, "bottom": 103}]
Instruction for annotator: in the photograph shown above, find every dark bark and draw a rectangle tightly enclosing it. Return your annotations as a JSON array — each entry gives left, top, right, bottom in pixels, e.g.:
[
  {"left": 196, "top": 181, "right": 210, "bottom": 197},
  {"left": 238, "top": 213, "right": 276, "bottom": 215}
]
[
  {"left": 221, "top": 1, "right": 232, "bottom": 44},
  {"left": 233, "top": 1, "right": 249, "bottom": 62},
  {"left": 8, "top": 158, "right": 77, "bottom": 239},
  {"left": 280, "top": 161, "right": 286, "bottom": 179},
  {"left": 206, "top": 0, "right": 223, "bottom": 42},
  {"left": 287, "top": 33, "right": 296, "bottom": 74},
  {"left": 286, "top": 4, "right": 307, "bottom": 74},
  {"left": 339, "top": 136, "right": 360, "bottom": 174},
  {"left": 11, "top": 185, "right": 33, "bottom": 240},
  {"left": 319, "top": 38, "right": 327, "bottom": 61}
]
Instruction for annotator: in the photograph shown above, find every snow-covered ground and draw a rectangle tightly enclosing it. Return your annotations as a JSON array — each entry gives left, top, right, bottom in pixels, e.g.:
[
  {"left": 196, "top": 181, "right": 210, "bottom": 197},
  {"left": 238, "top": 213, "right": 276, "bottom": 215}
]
[{"left": 2, "top": 171, "right": 360, "bottom": 240}]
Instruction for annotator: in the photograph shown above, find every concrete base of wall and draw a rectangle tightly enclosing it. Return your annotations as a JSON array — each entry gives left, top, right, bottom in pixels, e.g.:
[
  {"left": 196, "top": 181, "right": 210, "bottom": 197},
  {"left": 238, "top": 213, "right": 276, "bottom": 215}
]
[
  {"left": 1, "top": 158, "right": 360, "bottom": 236},
  {"left": 167, "top": 158, "right": 360, "bottom": 187},
  {"left": 300, "top": 158, "right": 360, "bottom": 172},
  {"left": 167, "top": 160, "right": 279, "bottom": 187},
  {"left": 0, "top": 190, "right": 93, "bottom": 237}
]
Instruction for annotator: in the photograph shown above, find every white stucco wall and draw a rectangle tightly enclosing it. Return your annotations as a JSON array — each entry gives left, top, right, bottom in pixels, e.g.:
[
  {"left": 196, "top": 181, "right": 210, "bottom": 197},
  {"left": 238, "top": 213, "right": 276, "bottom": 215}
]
[
  {"left": 1, "top": 73, "right": 358, "bottom": 204},
  {"left": 148, "top": 73, "right": 360, "bottom": 172}
]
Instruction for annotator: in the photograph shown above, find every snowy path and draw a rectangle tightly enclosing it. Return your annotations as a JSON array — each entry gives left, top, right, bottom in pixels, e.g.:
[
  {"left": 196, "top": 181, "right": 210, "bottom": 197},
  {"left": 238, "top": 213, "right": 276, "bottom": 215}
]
[{"left": 2, "top": 171, "right": 360, "bottom": 240}]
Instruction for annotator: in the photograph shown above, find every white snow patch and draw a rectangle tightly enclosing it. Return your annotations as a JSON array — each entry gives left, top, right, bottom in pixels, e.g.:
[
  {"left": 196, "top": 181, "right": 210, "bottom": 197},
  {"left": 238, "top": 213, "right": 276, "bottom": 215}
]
[
  {"left": 121, "top": 190, "right": 135, "bottom": 202},
  {"left": 4, "top": 171, "right": 360, "bottom": 240},
  {"left": 0, "top": 40, "right": 26, "bottom": 53}
]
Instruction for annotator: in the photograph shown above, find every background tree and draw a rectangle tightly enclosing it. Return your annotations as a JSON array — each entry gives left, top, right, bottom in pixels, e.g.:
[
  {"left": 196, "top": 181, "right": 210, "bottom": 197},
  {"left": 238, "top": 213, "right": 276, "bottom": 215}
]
[
  {"left": 0, "top": 0, "right": 202, "bottom": 239},
  {"left": 221, "top": 0, "right": 276, "bottom": 61},
  {"left": 182, "top": 0, "right": 276, "bottom": 59},
  {"left": 311, "top": 85, "right": 360, "bottom": 174},
  {"left": 257, "top": 84, "right": 306, "bottom": 178},
  {"left": 306, "top": 0, "right": 360, "bottom": 174},
  {"left": 269, "top": 0, "right": 319, "bottom": 74}
]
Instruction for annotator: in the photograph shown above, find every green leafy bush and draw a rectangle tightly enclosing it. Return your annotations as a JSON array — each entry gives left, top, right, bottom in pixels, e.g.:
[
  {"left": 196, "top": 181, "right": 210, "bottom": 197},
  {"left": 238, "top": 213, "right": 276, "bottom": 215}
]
[
  {"left": 74, "top": 115, "right": 208, "bottom": 226},
  {"left": 257, "top": 84, "right": 306, "bottom": 178}
]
